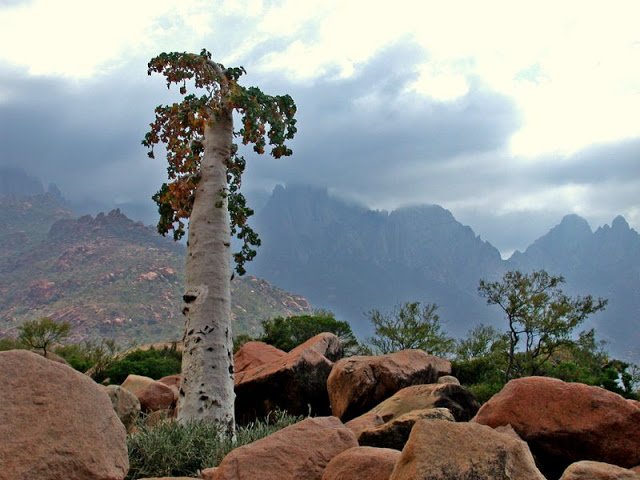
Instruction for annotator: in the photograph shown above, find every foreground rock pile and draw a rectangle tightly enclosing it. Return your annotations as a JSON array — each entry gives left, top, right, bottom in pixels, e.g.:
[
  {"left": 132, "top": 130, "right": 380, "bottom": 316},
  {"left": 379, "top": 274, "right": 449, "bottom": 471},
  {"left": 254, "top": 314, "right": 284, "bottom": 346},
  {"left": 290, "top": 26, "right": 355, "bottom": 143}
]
[{"left": 2, "top": 334, "right": 639, "bottom": 480}]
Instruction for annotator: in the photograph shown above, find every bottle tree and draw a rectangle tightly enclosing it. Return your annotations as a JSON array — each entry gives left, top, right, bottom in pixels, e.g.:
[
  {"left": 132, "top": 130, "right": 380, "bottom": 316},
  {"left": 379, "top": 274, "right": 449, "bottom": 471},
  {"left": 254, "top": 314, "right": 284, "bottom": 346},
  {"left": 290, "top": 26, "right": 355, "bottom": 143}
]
[{"left": 143, "top": 49, "right": 297, "bottom": 433}]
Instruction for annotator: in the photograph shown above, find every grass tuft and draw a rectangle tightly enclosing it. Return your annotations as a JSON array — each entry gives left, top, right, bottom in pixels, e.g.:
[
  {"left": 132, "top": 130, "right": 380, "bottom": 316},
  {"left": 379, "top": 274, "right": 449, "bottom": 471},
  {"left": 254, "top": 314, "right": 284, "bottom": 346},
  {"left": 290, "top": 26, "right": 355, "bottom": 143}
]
[{"left": 126, "top": 410, "right": 302, "bottom": 479}]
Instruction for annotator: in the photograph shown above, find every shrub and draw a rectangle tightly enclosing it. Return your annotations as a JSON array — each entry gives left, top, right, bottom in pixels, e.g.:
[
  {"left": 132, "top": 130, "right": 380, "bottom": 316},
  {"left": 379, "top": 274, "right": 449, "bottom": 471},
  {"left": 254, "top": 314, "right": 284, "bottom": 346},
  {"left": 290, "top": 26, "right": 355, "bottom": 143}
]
[
  {"left": 97, "top": 346, "right": 182, "bottom": 384},
  {"left": 260, "top": 311, "right": 362, "bottom": 355},
  {"left": 126, "top": 410, "right": 302, "bottom": 479},
  {"left": 0, "top": 336, "right": 23, "bottom": 351},
  {"left": 55, "top": 338, "right": 120, "bottom": 374}
]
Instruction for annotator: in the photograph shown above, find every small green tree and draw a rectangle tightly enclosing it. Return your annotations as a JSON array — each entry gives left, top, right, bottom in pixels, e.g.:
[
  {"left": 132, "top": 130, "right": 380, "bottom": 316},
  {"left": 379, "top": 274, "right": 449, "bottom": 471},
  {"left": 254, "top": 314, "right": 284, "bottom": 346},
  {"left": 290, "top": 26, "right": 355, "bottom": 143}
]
[
  {"left": 456, "top": 324, "right": 506, "bottom": 361},
  {"left": 367, "top": 302, "right": 455, "bottom": 356},
  {"left": 478, "top": 270, "right": 607, "bottom": 381},
  {"left": 18, "top": 317, "right": 71, "bottom": 357},
  {"left": 260, "top": 311, "right": 361, "bottom": 356}
]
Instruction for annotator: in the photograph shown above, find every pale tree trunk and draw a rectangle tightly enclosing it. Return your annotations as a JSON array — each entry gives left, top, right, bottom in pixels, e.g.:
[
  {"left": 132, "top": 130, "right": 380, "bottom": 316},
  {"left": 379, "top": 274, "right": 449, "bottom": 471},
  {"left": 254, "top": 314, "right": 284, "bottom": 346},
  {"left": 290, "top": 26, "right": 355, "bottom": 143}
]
[{"left": 177, "top": 110, "right": 235, "bottom": 435}]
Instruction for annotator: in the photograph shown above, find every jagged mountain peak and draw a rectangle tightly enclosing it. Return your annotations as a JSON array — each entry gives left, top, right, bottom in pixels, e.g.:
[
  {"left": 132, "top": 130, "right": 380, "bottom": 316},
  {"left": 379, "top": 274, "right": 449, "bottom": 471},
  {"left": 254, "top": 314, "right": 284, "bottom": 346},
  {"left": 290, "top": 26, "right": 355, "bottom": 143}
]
[{"left": 611, "top": 215, "right": 630, "bottom": 231}]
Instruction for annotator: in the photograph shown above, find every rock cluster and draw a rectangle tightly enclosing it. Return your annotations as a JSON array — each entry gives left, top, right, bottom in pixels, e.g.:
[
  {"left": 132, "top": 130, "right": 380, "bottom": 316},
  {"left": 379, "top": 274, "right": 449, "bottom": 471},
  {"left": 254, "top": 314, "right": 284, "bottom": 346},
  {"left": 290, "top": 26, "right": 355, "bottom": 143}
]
[{"left": 3, "top": 335, "right": 639, "bottom": 480}]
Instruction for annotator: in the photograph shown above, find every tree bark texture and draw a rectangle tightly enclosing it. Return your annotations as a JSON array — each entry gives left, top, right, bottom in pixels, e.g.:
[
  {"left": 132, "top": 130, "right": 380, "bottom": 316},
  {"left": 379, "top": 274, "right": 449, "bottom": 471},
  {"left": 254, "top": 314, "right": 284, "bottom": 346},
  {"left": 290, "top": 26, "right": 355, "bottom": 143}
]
[{"left": 177, "top": 110, "right": 235, "bottom": 434}]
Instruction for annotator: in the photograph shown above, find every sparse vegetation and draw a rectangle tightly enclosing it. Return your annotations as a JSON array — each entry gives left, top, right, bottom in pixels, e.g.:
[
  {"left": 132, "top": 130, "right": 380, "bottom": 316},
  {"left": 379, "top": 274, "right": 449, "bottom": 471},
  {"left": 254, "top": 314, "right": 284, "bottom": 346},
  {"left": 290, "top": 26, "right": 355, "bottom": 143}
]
[
  {"left": 95, "top": 346, "right": 182, "bottom": 384},
  {"left": 54, "top": 338, "right": 120, "bottom": 376},
  {"left": 478, "top": 270, "right": 608, "bottom": 381},
  {"left": 126, "top": 410, "right": 302, "bottom": 479},
  {"left": 367, "top": 302, "right": 455, "bottom": 356},
  {"left": 17, "top": 317, "right": 71, "bottom": 357}
]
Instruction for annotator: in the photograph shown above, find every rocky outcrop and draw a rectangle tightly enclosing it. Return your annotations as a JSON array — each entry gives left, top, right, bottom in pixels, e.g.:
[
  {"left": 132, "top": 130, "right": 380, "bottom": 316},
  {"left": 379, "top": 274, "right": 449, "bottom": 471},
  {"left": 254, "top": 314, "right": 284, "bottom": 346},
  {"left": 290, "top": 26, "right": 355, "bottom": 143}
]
[
  {"left": 473, "top": 377, "right": 640, "bottom": 477},
  {"left": 104, "top": 384, "right": 141, "bottom": 432},
  {"left": 322, "top": 446, "right": 400, "bottom": 480},
  {"left": 234, "top": 341, "right": 286, "bottom": 374},
  {"left": 210, "top": 416, "right": 357, "bottom": 480},
  {"left": 389, "top": 419, "right": 546, "bottom": 480},
  {"left": 0, "top": 350, "right": 128, "bottom": 480},
  {"left": 234, "top": 333, "right": 341, "bottom": 422},
  {"left": 559, "top": 461, "right": 640, "bottom": 480},
  {"left": 327, "top": 350, "right": 451, "bottom": 421}
]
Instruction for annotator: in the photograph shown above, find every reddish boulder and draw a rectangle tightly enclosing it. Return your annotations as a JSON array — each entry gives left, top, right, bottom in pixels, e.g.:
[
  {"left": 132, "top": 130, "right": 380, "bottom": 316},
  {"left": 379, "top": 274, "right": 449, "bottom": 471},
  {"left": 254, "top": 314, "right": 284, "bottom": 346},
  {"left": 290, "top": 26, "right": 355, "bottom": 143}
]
[
  {"left": 389, "top": 419, "right": 545, "bottom": 480},
  {"left": 121, "top": 373, "right": 155, "bottom": 397},
  {"left": 560, "top": 461, "right": 640, "bottom": 480},
  {"left": 473, "top": 377, "right": 640, "bottom": 478},
  {"left": 211, "top": 416, "right": 357, "bottom": 480},
  {"left": 327, "top": 350, "right": 451, "bottom": 421},
  {"left": 140, "top": 383, "right": 174, "bottom": 412},
  {"left": 157, "top": 374, "right": 182, "bottom": 390},
  {"left": 0, "top": 350, "right": 128, "bottom": 480},
  {"left": 234, "top": 333, "right": 341, "bottom": 422},
  {"left": 322, "top": 446, "right": 400, "bottom": 480},
  {"left": 234, "top": 341, "right": 286, "bottom": 374}
]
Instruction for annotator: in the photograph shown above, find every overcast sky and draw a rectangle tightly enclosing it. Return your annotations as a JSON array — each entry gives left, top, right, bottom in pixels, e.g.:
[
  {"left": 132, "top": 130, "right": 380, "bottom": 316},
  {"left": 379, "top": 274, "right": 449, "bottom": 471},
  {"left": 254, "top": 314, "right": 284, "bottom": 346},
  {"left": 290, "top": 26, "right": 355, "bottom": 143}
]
[{"left": 0, "top": 0, "right": 638, "bottom": 256}]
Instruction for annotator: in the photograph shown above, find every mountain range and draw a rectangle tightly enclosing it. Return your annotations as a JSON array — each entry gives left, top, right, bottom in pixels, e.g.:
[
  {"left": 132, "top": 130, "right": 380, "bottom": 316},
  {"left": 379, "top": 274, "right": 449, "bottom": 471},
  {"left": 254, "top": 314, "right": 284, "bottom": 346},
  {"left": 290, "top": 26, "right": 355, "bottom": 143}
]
[
  {"left": 1, "top": 169, "right": 637, "bottom": 362},
  {"left": 0, "top": 169, "right": 311, "bottom": 345},
  {"left": 249, "top": 185, "right": 639, "bottom": 362}
]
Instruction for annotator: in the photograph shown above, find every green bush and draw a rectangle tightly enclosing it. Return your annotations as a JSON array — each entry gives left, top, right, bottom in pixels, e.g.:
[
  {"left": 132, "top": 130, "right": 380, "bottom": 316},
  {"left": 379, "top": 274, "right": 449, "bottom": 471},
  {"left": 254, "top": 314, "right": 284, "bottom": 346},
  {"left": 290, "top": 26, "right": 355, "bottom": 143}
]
[
  {"left": 0, "top": 337, "right": 23, "bottom": 351},
  {"left": 126, "top": 410, "right": 302, "bottom": 479},
  {"left": 55, "top": 338, "right": 120, "bottom": 374},
  {"left": 260, "top": 311, "right": 362, "bottom": 355},
  {"left": 97, "top": 347, "right": 182, "bottom": 384}
]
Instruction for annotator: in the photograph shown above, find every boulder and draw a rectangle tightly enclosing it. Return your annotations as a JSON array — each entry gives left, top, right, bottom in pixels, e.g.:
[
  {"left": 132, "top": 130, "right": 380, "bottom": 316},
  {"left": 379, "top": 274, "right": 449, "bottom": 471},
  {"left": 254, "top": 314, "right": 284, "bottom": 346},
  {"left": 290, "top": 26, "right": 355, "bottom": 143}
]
[
  {"left": 322, "top": 446, "right": 400, "bottom": 480},
  {"left": 346, "top": 382, "right": 478, "bottom": 441},
  {"left": 139, "top": 381, "right": 176, "bottom": 412},
  {"left": 0, "top": 350, "right": 128, "bottom": 480},
  {"left": 121, "top": 373, "right": 156, "bottom": 397},
  {"left": 234, "top": 333, "right": 340, "bottom": 422},
  {"left": 358, "top": 408, "right": 454, "bottom": 450},
  {"left": 210, "top": 416, "right": 358, "bottom": 480},
  {"left": 473, "top": 377, "right": 640, "bottom": 477},
  {"left": 437, "top": 375, "right": 460, "bottom": 385},
  {"left": 233, "top": 341, "right": 286, "bottom": 374},
  {"left": 201, "top": 468, "right": 218, "bottom": 479},
  {"left": 389, "top": 419, "right": 546, "bottom": 480},
  {"left": 104, "top": 384, "right": 141, "bottom": 432},
  {"left": 368, "top": 383, "right": 478, "bottom": 422},
  {"left": 560, "top": 461, "right": 640, "bottom": 480},
  {"left": 327, "top": 350, "right": 451, "bottom": 421},
  {"left": 157, "top": 374, "right": 182, "bottom": 390}
]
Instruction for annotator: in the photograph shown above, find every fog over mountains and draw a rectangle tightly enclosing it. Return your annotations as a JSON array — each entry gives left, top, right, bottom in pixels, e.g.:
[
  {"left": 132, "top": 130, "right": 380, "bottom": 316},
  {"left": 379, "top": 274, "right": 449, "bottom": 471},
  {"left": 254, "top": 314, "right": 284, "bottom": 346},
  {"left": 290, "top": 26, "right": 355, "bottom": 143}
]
[{"left": 249, "top": 185, "right": 639, "bottom": 362}]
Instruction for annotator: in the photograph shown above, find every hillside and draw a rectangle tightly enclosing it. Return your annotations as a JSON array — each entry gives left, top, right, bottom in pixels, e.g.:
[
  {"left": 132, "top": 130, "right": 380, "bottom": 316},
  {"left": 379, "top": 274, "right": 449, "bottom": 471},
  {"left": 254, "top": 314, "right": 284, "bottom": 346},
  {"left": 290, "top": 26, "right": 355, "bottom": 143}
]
[
  {"left": 0, "top": 193, "right": 311, "bottom": 344},
  {"left": 249, "top": 185, "right": 639, "bottom": 361}
]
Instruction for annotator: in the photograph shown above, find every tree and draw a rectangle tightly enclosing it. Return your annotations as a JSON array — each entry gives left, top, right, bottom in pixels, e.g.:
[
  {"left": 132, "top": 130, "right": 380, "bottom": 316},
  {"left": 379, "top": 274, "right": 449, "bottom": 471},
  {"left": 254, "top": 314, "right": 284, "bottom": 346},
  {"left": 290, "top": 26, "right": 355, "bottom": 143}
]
[
  {"left": 478, "top": 270, "right": 607, "bottom": 382},
  {"left": 18, "top": 317, "right": 71, "bottom": 357},
  {"left": 260, "top": 311, "right": 361, "bottom": 356},
  {"left": 144, "top": 49, "right": 297, "bottom": 431},
  {"left": 367, "top": 302, "right": 455, "bottom": 356},
  {"left": 456, "top": 324, "right": 506, "bottom": 361}
]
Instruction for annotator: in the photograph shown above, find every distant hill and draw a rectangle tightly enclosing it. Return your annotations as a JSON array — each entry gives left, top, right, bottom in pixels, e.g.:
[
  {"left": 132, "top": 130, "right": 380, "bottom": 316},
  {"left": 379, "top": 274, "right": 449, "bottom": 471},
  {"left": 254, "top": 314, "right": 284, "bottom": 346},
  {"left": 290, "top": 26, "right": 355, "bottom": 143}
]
[
  {"left": 0, "top": 188, "right": 311, "bottom": 345},
  {"left": 249, "top": 185, "right": 639, "bottom": 361}
]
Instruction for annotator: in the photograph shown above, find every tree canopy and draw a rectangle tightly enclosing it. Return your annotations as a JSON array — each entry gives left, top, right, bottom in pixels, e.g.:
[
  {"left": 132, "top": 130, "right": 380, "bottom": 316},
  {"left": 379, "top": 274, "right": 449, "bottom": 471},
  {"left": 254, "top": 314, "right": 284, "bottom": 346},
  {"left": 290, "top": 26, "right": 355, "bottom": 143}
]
[{"left": 478, "top": 270, "right": 607, "bottom": 381}]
